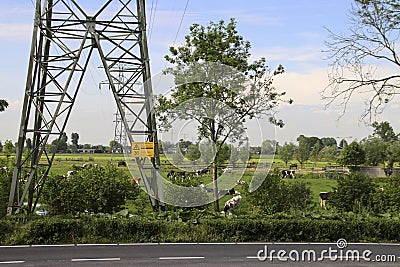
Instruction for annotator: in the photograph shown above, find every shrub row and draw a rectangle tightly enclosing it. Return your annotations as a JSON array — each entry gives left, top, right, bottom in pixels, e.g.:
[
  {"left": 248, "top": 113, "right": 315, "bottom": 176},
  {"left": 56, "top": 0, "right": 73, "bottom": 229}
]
[{"left": 1, "top": 216, "right": 400, "bottom": 245}]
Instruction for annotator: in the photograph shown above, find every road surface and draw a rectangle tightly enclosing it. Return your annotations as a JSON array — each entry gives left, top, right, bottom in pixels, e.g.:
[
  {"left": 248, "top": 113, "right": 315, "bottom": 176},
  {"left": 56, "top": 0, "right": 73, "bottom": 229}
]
[{"left": 0, "top": 242, "right": 399, "bottom": 266}]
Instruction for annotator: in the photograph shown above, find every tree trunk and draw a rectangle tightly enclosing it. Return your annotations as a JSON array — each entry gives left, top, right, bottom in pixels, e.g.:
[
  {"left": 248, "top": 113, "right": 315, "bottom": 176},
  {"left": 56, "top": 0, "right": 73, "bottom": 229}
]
[{"left": 212, "top": 162, "right": 219, "bottom": 212}]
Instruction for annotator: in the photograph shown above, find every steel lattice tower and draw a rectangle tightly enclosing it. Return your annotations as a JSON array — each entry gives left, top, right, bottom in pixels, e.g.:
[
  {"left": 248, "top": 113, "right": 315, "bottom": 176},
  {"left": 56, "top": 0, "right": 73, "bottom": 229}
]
[{"left": 8, "top": 0, "right": 163, "bottom": 215}]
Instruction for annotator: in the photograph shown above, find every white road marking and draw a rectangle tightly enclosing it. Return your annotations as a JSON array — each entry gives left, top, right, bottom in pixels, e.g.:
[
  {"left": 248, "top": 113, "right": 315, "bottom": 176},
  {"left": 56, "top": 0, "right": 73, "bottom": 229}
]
[
  {"left": 76, "top": 244, "right": 118, "bottom": 247},
  {"left": 71, "top": 258, "right": 120, "bottom": 262},
  {"left": 0, "top": 261, "right": 25, "bottom": 264},
  {"left": 31, "top": 244, "right": 75, "bottom": 247},
  {"left": 159, "top": 256, "right": 205, "bottom": 260}
]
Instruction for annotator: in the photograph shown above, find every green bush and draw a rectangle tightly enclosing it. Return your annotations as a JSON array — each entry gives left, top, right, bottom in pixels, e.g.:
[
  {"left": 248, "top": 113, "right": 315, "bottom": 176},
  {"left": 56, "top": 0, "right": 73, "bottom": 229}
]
[
  {"left": 249, "top": 172, "right": 312, "bottom": 214},
  {"left": 42, "top": 164, "right": 139, "bottom": 214},
  {"left": 329, "top": 172, "right": 376, "bottom": 212},
  {"left": 372, "top": 174, "right": 400, "bottom": 213},
  {"left": 2, "top": 215, "right": 400, "bottom": 245},
  {"left": 0, "top": 158, "right": 12, "bottom": 218}
]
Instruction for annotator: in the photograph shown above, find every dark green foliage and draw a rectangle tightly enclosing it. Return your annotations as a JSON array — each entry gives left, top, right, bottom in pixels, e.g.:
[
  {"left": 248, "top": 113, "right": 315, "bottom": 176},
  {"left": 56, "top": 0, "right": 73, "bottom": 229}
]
[
  {"left": 2, "top": 215, "right": 400, "bottom": 245},
  {"left": 0, "top": 159, "right": 12, "bottom": 218},
  {"left": 249, "top": 172, "right": 312, "bottom": 214},
  {"left": 338, "top": 141, "right": 366, "bottom": 167},
  {"left": 42, "top": 164, "right": 139, "bottom": 214},
  {"left": 372, "top": 173, "right": 400, "bottom": 213},
  {"left": 278, "top": 142, "right": 296, "bottom": 166},
  {"left": 371, "top": 121, "right": 398, "bottom": 142},
  {"left": 329, "top": 172, "right": 375, "bottom": 212},
  {"left": 296, "top": 136, "right": 311, "bottom": 167},
  {"left": 362, "top": 137, "right": 387, "bottom": 166}
]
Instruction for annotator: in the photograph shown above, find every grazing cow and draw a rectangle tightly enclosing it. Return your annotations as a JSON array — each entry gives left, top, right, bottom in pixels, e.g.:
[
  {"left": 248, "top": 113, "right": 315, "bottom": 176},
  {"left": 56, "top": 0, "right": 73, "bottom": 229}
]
[
  {"left": 1, "top": 167, "right": 8, "bottom": 173},
  {"left": 289, "top": 163, "right": 298, "bottom": 169},
  {"left": 194, "top": 168, "right": 210, "bottom": 176},
  {"left": 224, "top": 195, "right": 242, "bottom": 214},
  {"left": 93, "top": 164, "right": 98, "bottom": 168},
  {"left": 281, "top": 170, "right": 295, "bottom": 179},
  {"left": 167, "top": 170, "right": 175, "bottom": 178},
  {"left": 319, "top": 192, "right": 329, "bottom": 210},
  {"left": 82, "top": 163, "right": 92, "bottom": 169},
  {"left": 177, "top": 171, "right": 187, "bottom": 179},
  {"left": 236, "top": 179, "right": 246, "bottom": 185},
  {"left": 117, "top": 161, "right": 127, "bottom": 167},
  {"left": 167, "top": 170, "right": 190, "bottom": 181},
  {"left": 66, "top": 170, "right": 74, "bottom": 177}
]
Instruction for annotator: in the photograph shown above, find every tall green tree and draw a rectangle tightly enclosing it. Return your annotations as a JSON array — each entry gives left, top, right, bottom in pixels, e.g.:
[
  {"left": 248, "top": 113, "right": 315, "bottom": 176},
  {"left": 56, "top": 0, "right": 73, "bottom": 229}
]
[
  {"left": 0, "top": 99, "right": 8, "bottom": 112},
  {"left": 296, "top": 142, "right": 310, "bottom": 169},
  {"left": 279, "top": 142, "right": 296, "bottom": 166},
  {"left": 3, "top": 140, "right": 14, "bottom": 158},
  {"left": 371, "top": 121, "right": 398, "bottom": 142},
  {"left": 109, "top": 140, "right": 122, "bottom": 153},
  {"left": 362, "top": 137, "right": 387, "bottom": 166},
  {"left": 296, "top": 135, "right": 312, "bottom": 168},
  {"left": 324, "top": 0, "right": 400, "bottom": 120},
  {"left": 321, "top": 137, "right": 337, "bottom": 147},
  {"left": 338, "top": 141, "right": 366, "bottom": 167},
  {"left": 386, "top": 140, "right": 400, "bottom": 172},
  {"left": 157, "top": 19, "right": 291, "bottom": 211},
  {"left": 71, "top": 132, "right": 79, "bottom": 146},
  {"left": 339, "top": 139, "right": 348, "bottom": 149},
  {"left": 70, "top": 132, "right": 79, "bottom": 153}
]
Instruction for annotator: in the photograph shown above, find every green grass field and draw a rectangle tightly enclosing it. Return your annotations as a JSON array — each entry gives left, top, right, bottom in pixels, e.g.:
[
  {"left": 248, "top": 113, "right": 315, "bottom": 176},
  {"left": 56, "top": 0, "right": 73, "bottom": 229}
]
[{"left": 0, "top": 152, "right": 365, "bottom": 211}]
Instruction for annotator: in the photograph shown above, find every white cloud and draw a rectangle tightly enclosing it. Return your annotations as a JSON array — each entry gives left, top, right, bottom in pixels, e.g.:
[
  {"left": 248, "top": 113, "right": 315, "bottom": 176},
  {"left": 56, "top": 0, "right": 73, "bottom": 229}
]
[{"left": 274, "top": 68, "right": 329, "bottom": 105}]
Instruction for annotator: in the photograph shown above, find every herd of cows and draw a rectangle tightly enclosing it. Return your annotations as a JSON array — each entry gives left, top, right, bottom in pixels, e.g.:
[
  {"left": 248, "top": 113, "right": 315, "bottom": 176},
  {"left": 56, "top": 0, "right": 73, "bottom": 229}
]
[{"left": 0, "top": 159, "right": 330, "bottom": 214}]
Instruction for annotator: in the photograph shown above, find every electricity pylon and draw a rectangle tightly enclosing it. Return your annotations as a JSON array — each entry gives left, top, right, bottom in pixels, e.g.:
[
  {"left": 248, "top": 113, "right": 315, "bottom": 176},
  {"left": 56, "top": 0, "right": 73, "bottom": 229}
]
[{"left": 8, "top": 0, "right": 164, "bottom": 215}]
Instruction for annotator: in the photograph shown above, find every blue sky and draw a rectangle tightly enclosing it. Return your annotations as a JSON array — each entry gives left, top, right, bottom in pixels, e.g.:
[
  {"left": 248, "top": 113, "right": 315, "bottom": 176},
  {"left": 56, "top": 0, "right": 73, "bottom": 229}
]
[{"left": 0, "top": 0, "right": 398, "bottom": 145}]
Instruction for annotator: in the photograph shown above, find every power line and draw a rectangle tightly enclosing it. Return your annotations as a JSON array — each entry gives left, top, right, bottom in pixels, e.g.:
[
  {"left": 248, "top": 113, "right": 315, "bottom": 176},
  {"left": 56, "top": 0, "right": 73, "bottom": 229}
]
[
  {"left": 172, "top": 0, "right": 190, "bottom": 46},
  {"left": 148, "top": 0, "right": 158, "bottom": 41}
]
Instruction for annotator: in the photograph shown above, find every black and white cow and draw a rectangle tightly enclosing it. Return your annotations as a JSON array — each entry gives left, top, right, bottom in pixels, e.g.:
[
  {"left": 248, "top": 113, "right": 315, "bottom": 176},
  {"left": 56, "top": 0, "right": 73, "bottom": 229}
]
[
  {"left": 281, "top": 170, "right": 295, "bottom": 179},
  {"left": 167, "top": 170, "right": 175, "bottom": 178},
  {"left": 224, "top": 195, "right": 242, "bottom": 214},
  {"left": 194, "top": 168, "right": 210, "bottom": 176},
  {"left": 319, "top": 192, "right": 329, "bottom": 209}
]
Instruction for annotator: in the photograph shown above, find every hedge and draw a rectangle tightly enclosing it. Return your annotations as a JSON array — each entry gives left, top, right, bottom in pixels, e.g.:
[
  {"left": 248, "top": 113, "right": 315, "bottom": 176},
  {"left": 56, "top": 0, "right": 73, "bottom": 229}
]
[{"left": 1, "top": 216, "right": 400, "bottom": 245}]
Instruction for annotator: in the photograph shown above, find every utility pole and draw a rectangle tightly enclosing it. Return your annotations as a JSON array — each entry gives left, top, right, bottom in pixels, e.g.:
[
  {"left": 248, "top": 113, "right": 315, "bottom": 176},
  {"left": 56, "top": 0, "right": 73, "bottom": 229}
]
[{"left": 8, "top": 0, "right": 164, "bottom": 215}]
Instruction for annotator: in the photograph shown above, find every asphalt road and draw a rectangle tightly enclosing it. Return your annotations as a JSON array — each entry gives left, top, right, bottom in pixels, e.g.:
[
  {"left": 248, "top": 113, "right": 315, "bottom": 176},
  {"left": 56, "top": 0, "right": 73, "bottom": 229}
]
[{"left": 0, "top": 242, "right": 399, "bottom": 266}]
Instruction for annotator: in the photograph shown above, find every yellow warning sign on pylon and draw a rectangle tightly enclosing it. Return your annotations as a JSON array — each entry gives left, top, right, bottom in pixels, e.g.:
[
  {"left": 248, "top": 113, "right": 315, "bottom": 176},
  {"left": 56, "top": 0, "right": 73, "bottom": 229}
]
[{"left": 131, "top": 142, "right": 154, "bottom": 158}]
